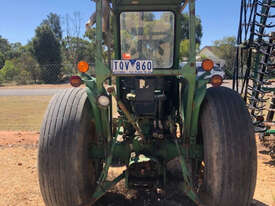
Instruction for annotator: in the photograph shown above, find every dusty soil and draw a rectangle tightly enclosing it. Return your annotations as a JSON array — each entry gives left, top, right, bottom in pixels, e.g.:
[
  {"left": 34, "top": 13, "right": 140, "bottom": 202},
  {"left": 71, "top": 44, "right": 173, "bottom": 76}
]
[{"left": 0, "top": 131, "right": 274, "bottom": 206}]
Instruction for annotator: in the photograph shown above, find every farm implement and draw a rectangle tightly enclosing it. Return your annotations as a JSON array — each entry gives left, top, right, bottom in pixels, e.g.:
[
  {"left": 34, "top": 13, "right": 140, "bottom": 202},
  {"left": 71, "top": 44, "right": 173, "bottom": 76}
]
[{"left": 233, "top": 0, "right": 275, "bottom": 158}]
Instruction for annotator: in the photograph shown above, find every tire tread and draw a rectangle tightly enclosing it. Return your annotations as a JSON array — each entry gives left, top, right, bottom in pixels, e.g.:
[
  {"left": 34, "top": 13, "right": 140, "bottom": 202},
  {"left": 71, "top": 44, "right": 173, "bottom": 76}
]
[
  {"left": 199, "top": 87, "right": 257, "bottom": 206},
  {"left": 38, "top": 88, "right": 98, "bottom": 206}
]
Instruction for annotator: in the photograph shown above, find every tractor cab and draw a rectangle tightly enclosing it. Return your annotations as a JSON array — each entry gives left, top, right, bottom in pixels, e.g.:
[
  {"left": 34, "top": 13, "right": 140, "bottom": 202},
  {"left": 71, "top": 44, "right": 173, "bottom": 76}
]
[
  {"left": 112, "top": 0, "right": 185, "bottom": 69},
  {"left": 110, "top": 1, "right": 186, "bottom": 120},
  {"left": 119, "top": 10, "right": 175, "bottom": 68}
]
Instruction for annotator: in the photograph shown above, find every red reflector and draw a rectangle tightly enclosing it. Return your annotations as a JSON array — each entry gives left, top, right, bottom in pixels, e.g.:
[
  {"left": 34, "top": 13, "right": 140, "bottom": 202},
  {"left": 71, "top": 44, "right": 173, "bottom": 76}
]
[
  {"left": 211, "top": 75, "right": 223, "bottom": 87},
  {"left": 122, "top": 53, "right": 131, "bottom": 60},
  {"left": 202, "top": 59, "right": 214, "bottom": 72},
  {"left": 70, "top": 76, "right": 82, "bottom": 87}
]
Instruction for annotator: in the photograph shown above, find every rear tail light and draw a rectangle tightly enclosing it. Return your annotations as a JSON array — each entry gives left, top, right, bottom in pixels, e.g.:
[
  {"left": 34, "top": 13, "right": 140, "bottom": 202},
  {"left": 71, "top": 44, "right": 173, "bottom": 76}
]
[
  {"left": 77, "top": 61, "right": 89, "bottom": 73},
  {"left": 202, "top": 59, "right": 214, "bottom": 72},
  {"left": 211, "top": 75, "right": 223, "bottom": 87},
  {"left": 70, "top": 76, "right": 82, "bottom": 87}
]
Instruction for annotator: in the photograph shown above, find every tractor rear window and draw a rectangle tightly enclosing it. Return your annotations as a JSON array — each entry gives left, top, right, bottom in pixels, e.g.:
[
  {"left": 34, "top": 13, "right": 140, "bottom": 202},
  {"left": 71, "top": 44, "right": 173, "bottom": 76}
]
[{"left": 120, "top": 11, "right": 175, "bottom": 68}]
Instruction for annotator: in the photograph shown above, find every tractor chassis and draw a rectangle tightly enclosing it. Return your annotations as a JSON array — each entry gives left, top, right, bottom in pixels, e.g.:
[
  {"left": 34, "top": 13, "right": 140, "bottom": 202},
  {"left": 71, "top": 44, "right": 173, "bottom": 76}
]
[{"left": 81, "top": 1, "right": 208, "bottom": 205}]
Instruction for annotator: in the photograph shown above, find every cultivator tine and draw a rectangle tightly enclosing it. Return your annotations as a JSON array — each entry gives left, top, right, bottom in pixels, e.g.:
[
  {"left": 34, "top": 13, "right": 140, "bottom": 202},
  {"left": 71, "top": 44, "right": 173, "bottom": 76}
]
[
  {"left": 249, "top": 95, "right": 268, "bottom": 102},
  {"left": 249, "top": 105, "right": 266, "bottom": 111},
  {"left": 248, "top": 85, "right": 270, "bottom": 94},
  {"left": 250, "top": 77, "right": 270, "bottom": 85},
  {"left": 257, "top": 0, "right": 275, "bottom": 7},
  {"left": 254, "top": 31, "right": 273, "bottom": 37},
  {"left": 258, "top": 48, "right": 274, "bottom": 55},
  {"left": 253, "top": 41, "right": 274, "bottom": 47},
  {"left": 259, "top": 60, "right": 275, "bottom": 67},
  {"left": 266, "top": 93, "right": 275, "bottom": 121},
  {"left": 254, "top": 21, "right": 275, "bottom": 28},
  {"left": 256, "top": 12, "right": 275, "bottom": 17},
  {"left": 263, "top": 121, "right": 275, "bottom": 126}
]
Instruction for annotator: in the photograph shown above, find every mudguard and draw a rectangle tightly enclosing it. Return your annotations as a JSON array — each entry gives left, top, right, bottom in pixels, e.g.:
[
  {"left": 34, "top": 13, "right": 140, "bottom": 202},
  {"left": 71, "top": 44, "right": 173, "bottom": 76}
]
[{"left": 84, "top": 77, "right": 111, "bottom": 145}]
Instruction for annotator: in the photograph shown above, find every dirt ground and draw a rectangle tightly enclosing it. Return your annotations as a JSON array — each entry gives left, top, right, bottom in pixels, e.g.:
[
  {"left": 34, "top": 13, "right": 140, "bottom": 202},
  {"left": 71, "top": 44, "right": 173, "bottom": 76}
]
[{"left": 0, "top": 131, "right": 274, "bottom": 206}]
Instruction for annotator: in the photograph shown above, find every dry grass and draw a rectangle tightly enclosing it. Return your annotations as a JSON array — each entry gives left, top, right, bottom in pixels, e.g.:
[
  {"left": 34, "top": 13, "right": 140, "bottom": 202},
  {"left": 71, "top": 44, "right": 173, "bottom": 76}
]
[
  {"left": 0, "top": 83, "right": 71, "bottom": 89},
  {"left": 0, "top": 96, "right": 51, "bottom": 131}
]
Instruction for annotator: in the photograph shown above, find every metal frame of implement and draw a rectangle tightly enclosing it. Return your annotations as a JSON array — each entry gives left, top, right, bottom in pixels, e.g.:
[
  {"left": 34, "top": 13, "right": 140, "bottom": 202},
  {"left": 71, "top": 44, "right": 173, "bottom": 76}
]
[{"left": 232, "top": 0, "right": 275, "bottom": 136}]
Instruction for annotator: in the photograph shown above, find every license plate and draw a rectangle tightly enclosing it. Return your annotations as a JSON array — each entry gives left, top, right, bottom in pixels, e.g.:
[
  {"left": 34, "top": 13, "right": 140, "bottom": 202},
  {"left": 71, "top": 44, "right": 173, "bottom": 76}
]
[{"left": 112, "top": 60, "right": 153, "bottom": 74}]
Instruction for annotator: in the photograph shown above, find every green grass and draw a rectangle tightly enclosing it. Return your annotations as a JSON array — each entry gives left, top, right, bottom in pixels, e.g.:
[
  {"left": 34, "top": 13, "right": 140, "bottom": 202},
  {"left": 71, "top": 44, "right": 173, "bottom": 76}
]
[{"left": 0, "top": 96, "right": 52, "bottom": 131}]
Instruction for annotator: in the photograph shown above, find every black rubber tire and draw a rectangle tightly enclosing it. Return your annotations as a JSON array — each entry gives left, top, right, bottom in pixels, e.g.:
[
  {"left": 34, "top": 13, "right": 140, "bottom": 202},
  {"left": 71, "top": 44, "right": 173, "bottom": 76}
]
[
  {"left": 198, "top": 86, "right": 257, "bottom": 206},
  {"left": 38, "top": 88, "right": 102, "bottom": 206}
]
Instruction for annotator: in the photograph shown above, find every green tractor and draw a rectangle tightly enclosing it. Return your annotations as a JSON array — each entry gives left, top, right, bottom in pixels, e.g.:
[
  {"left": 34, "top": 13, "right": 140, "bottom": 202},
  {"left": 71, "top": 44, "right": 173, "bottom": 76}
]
[{"left": 38, "top": 0, "right": 257, "bottom": 205}]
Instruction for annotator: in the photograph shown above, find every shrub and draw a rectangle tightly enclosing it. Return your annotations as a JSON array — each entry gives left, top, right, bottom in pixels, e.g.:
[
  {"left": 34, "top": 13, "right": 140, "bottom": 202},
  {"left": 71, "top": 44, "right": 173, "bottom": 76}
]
[
  {"left": 0, "top": 73, "right": 4, "bottom": 85},
  {"left": 1, "top": 60, "right": 19, "bottom": 81},
  {"left": 14, "top": 70, "right": 31, "bottom": 85}
]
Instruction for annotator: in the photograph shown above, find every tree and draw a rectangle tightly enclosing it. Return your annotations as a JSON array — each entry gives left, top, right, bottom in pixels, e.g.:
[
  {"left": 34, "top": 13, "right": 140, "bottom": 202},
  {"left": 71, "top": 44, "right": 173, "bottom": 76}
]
[
  {"left": 0, "top": 52, "right": 4, "bottom": 69},
  {"left": 179, "top": 13, "right": 203, "bottom": 60},
  {"left": 64, "top": 37, "right": 95, "bottom": 63},
  {"left": 13, "top": 52, "right": 40, "bottom": 83},
  {"left": 214, "top": 36, "right": 236, "bottom": 76},
  {"left": 0, "top": 72, "right": 3, "bottom": 85},
  {"left": 0, "top": 60, "right": 19, "bottom": 81},
  {"left": 180, "top": 39, "right": 190, "bottom": 59},
  {"left": 33, "top": 24, "right": 62, "bottom": 83},
  {"left": 63, "top": 12, "right": 83, "bottom": 71},
  {"left": 42, "top": 13, "right": 63, "bottom": 41},
  {"left": 0, "top": 36, "right": 24, "bottom": 60},
  {"left": 0, "top": 36, "right": 11, "bottom": 64},
  {"left": 143, "top": 12, "right": 155, "bottom": 21},
  {"left": 179, "top": 39, "right": 200, "bottom": 60},
  {"left": 8, "top": 42, "right": 23, "bottom": 59},
  {"left": 180, "top": 13, "right": 203, "bottom": 45}
]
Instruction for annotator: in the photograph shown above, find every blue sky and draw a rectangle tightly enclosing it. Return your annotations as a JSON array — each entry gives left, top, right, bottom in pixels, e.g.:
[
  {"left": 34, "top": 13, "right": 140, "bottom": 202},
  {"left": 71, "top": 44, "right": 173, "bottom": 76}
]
[{"left": 0, "top": 0, "right": 241, "bottom": 48}]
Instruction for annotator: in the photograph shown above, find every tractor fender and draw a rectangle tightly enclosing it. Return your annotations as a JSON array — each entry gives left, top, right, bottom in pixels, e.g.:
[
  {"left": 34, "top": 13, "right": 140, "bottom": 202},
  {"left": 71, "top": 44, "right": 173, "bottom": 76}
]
[
  {"left": 85, "top": 85, "right": 110, "bottom": 144},
  {"left": 190, "top": 78, "right": 208, "bottom": 139}
]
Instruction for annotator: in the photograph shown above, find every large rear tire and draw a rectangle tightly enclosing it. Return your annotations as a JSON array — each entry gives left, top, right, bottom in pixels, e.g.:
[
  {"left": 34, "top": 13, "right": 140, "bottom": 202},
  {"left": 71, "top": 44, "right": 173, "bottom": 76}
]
[
  {"left": 38, "top": 88, "right": 102, "bottom": 206},
  {"left": 198, "top": 86, "right": 257, "bottom": 206}
]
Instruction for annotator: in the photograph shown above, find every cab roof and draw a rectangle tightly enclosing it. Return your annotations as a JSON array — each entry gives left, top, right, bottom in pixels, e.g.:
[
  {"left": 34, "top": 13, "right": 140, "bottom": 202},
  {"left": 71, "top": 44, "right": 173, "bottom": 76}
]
[{"left": 112, "top": 0, "right": 185, "bottom": 7}]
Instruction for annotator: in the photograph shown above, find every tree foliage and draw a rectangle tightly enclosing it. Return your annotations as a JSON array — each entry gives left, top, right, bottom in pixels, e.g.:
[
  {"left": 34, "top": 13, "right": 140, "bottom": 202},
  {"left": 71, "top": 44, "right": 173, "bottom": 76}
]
[
  {"left": 0, "top": 11, "right": 204, "bottom": 84},
  {"left": 0, "top": 72, "right": 3, "bottom": 85},
  {"left": 179, "top": 39, "right": 200, "bottom": 60},
  {"left": 33, "top": 24, "right": 62, "bottom": 83},
  {"left": 179, "top": 14, "right": 203, "bottom": 60},
  {"left": 0, "top": 52, "right": 5, "bottom": 69},
  {"left": 0, "top": 60, "right": 19, "bottom": 81},
  {"left": 180, "top": 13, "right": 203, "bottom": 44},
  {"left": 8, "top": 42, "right": 23, "bottom": 59},
  {"left": 0, "top": 14, "right": 65, "bottom": 84},
  {"left": 64, "top": 37, "right": 95, "bottom": 64},
  {"left": 214, "top": 36, "right": 236, "bottom": 76},
  {"left": 14, "top": 52, "right": 40, "bottom": 83},
  {"left": 0, "top": 35, "right": 11, "bottom": 59},
  {"left": 42, "top": 13, "right": 63, "bottom": 41}
]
